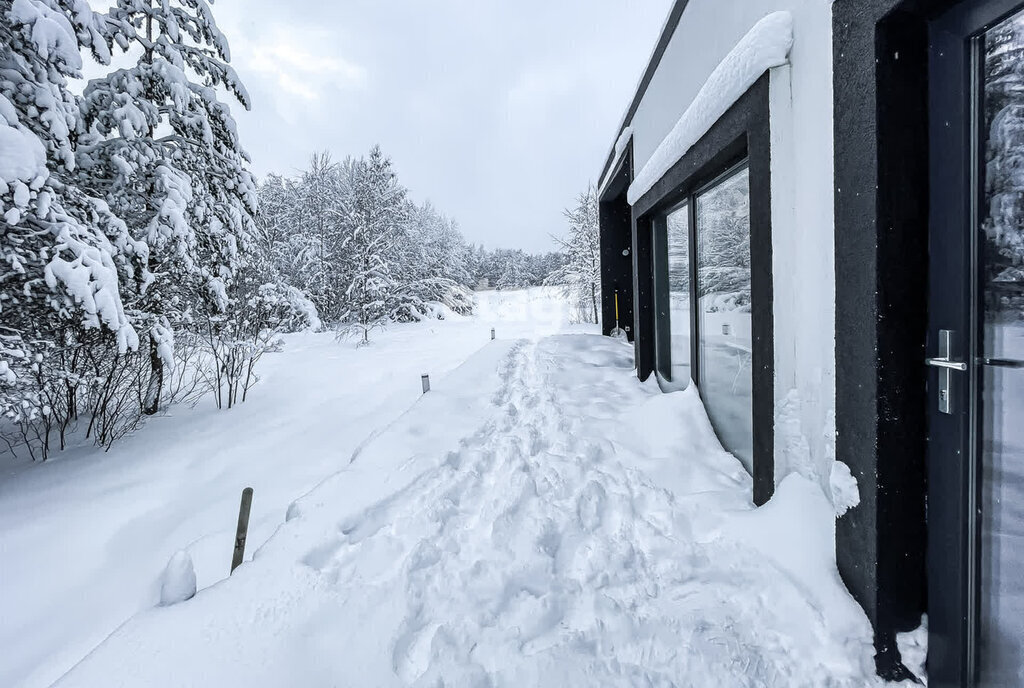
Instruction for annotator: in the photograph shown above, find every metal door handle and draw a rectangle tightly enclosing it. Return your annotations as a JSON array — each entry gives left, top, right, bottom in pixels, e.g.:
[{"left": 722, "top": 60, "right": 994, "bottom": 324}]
[
  {"left": 978, "top": 357, "right": 1024, "bottom": 369},
  {"left": 926, "top": 357, "right": 968, "bottom": 371},
  {"left": 928, "top": 329, "right": 963, "bottom": 415}
]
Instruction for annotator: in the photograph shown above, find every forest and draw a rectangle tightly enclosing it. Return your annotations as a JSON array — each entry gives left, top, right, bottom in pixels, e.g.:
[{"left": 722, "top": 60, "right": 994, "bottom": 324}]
[{"left": 0, "top": 0, "right": 598, "bottom": 461}]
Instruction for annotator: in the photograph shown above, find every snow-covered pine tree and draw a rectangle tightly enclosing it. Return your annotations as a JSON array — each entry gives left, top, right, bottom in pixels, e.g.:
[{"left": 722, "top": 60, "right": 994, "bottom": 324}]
[
  {"left": 254, "top": 173, "right": 299, "bottom": 281},
  {"left": 340, "top": 145, "right": 407, "bottom": 344},
  {"left": 548, "top": 185, "right": 600, "bottom": 323},
  {"left": 495, "top": 249, "right": 531, "bottom": 290},
  {"left": 287, "top": 153, "right": 349, "bottom": 322},
  {"left": 1, "top": 0, "right": 147, "bottom": 457},
  {"left": 392, "top": 201, "right": 473, "bottom": 319},
  {"left": 77, "top": 0, "right": 255, "bottom": 414}
]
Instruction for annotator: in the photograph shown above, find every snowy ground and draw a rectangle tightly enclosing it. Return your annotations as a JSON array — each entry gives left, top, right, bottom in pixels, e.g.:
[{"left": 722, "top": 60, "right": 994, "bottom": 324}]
[
  {"left": 4, "top": 288, "right": 898, "bottom": 687},
  {"left": 0, "top": 288, "right": 581, "bottom": 688}
]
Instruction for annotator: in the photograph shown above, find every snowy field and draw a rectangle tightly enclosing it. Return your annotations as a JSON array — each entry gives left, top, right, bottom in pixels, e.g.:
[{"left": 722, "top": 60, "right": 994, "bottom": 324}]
[
  {"left": 4, "top": 288, "right": 901, "bottom": 687},
  {"left": 0, "top": 288, "right": 583, "bottom": 688}
]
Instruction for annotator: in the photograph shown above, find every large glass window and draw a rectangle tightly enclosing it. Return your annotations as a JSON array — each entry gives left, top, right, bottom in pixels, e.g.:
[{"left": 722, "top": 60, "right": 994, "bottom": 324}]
[
  {"left": 652, "top": 202, "right": 691, "bottom": 389},
  {"left": 650, "top": 163, "right": 753, "bottom": 470},
  {"left": 696, "top": 165, "right": 753, "bottom": 471}
]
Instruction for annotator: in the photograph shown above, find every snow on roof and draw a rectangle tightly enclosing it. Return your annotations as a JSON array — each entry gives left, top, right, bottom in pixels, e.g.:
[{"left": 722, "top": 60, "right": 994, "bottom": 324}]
[{"left": 627, "top": 11, "right": 794, "bottom": 206}]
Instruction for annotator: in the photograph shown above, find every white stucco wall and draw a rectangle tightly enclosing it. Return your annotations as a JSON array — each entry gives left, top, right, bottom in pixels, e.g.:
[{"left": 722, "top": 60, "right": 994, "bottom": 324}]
[{"left": 622, "top": 1, "right": 838, "bottom": 494}]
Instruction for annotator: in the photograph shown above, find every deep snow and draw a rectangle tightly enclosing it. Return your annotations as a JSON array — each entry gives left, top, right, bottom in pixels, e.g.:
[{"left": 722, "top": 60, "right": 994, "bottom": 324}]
[
  {"left": 5, "top": 288, "right": 901, "bottom": 687},
  {"left": 0, "top": 288, "right": 584, "bottom": 688}
]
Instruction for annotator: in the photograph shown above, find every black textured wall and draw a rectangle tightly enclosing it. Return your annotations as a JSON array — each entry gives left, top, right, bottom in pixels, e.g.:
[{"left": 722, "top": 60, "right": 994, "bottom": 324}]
[
  {"left": 599, "top": 147, "right": 636, "bottom": 343},
  {"left": 833, "top": 0, "right": 944, "bottom": 676}
]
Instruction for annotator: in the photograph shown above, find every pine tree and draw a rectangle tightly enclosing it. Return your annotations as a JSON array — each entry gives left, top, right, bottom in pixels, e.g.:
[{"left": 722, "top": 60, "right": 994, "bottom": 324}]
[
  {"left": 287, "top": 153, "right": 348, "bottom": 321},
  {"left": 77, "top": 0, "right": 255, "bottom": 413},
  {"left": 341, "top": 145, "right": 408, "bottom": 343},
  {"left": 2, "top": 0, "right": 148, "bottom": 456},
  {"left": 548, "top": 185, "right": 600, "bottom": 323}
]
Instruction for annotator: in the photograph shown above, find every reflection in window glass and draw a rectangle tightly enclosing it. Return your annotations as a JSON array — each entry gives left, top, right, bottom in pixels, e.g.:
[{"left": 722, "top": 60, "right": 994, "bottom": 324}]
[
  {"left": 696, "top": 166, "right": 753, "bottom": 471},
  {"left": 979, "top": 11, "right": 1024, "bottom": 684},
  {"left": 652, "top": 203, "right": 691, "bottom": 388}
]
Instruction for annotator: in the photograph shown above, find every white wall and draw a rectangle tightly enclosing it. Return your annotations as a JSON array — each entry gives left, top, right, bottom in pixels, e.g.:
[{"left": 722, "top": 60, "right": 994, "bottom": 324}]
[{"left": 625, "top": 0, "right": 838, "bottom": 496}]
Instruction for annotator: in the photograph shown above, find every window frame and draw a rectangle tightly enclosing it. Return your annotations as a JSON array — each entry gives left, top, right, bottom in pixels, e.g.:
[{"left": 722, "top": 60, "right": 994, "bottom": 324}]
[
  {"left": 651, "top": 197, "right": 692, "bottom": 389},
  {"left": 632, "top": 75, "right": 774, "bottom": 505}
]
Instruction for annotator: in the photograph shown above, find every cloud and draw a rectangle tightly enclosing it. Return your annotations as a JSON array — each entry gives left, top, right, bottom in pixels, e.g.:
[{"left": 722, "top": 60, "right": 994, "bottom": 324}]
[
  {"left": 211, "top": 0, "right": 674, "bottom": 251},
  {"left": 236, "top": 30, "right": 367, "bottom": 104}
]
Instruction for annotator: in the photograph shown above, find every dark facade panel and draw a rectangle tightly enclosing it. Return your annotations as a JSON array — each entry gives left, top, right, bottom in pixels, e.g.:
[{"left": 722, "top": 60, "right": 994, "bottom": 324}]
[
  {"left": 599, "top": 145, "right": 636, "bottom": 342},
  {"left": 832, "top": 0, "right": 959, "bottom": 676}
]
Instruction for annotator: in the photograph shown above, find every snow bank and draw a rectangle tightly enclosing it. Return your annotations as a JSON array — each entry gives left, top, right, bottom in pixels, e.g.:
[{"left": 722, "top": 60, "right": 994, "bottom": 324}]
[
  {"left": 0, "top": 289, "right": 577, "bottom": 688},
  {"left": 627, "top": 11, "right": 794, "bottom": 204},
  {"left": 53, "top": 333, "right": 885, "bottom": 688},
  {"left": 158, "top": 551, "right": 196, "bottom": 606}
]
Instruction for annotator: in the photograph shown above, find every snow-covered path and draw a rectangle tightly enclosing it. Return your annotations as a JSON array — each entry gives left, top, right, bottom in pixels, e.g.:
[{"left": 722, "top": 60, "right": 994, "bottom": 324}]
[
  {"left": 0, "top": 289, "right": 582, "bottom": 688},
  {"left": 55, "top": 334, "right": 886, "bottom": 687}
]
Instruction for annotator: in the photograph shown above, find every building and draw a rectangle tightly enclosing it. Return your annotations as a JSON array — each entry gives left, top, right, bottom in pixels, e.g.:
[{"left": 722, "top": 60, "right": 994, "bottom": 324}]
[{"left": 597, "top": 1, "right": 1024, "bottom": 685}]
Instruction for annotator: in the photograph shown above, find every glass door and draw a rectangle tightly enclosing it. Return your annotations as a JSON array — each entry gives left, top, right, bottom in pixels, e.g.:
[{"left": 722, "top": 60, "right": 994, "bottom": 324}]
[
  {"left": 695, "top": 165, "right": 753, "bottom": 471},
  {"left": 928, "top": 3, "right": 1024, "bottom": 685},
  {"left": 977, "top": 8, "right": 1024, "bottom": 685},
  {"left": 649, "top": 163, "right": 754, "bottom": 469}
]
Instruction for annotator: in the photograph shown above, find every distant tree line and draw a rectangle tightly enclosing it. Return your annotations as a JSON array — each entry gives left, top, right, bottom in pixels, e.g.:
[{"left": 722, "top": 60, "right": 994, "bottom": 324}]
[
  {"left": 466, "top": 247, "right": 565, "bottom": 291},
  {"left": 256, "top": 150, "right": 477, "bottom": 343}
]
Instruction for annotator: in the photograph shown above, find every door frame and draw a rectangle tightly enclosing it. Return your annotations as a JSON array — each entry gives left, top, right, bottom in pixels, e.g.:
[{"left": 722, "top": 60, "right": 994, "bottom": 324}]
[
  {"left": 930, "top": 2, "right": 1024, "bottom": 685},
  {"left": 833, "top": 0, "right": 1024, "bottom": 682}
]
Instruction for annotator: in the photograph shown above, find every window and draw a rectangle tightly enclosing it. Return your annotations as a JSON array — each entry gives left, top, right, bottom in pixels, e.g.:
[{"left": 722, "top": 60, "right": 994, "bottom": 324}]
[
  {"left": 651, "top": 162, "right": 753, "bottom": 471},
  {"left": 652, "top": 201, "right": 691, "bottom": 389},
  {"left": 696, "top": 165, "right": 753, "bottom": 470}
]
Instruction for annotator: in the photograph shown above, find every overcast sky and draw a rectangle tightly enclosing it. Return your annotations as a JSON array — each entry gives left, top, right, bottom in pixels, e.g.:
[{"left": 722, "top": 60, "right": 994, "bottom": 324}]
[{"left": 197, "top": 0, "right": 673, "bottom": 252}]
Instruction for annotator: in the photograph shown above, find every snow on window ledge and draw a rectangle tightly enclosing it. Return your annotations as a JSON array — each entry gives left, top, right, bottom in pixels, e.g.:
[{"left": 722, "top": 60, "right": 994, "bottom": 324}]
[{"left": 627, "top": 11, "right": 794, "bottom": 206}]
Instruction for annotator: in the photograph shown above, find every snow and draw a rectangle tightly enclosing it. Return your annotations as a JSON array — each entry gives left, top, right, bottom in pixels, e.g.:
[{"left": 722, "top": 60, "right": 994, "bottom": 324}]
[
  {"left": 0, "top": 288, "right": 900, "bottom": 687},
  {"left": 0, "top": 95, "right": 47, "bottom": 185},
  {"left": 159, "top": 551, "right": 197, "bottom": 606},
  {"left": 614, "top": 124, "right": 633, "bottom": 158},
  {"left": 0, "top": 288, "right": 584, "bottom": 688},
  {"left": 627, "top": 11, "right": 794, "bottom": 204},
  {"left": 896, "top": 616, "right": 928, "bottom": 684},
  {"left": 829, "top": 460, "right": 860, "bottom": 516},
  {"left": 0, "top": 127, "right": 45, "bottom": 186},
  {"left": 9, "top": 0, "right": 83, "bottom": 69}
]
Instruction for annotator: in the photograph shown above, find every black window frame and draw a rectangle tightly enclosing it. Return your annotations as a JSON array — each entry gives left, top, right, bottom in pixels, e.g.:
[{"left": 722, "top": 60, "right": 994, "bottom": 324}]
[
  {"left": 650, "top": 196, "right": 692, "bottom": 387},
  {"left": 632, "top": 74, "right": 775, "bottom": 506}
]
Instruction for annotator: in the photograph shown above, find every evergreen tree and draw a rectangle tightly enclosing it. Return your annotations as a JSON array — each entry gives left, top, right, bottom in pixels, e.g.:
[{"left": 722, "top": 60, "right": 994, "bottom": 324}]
[
  {"left": 341, "top": 145, "right": 407, "bottom": 343},
  {"left": 1, "top": 0, "right": 147, "bottom": 456},
  {"left": 548, "top": 185, "right": 600, "bottom": 323},
  {"left": 76, "top": 0, "right": 255, "bottom": 413},
  {"left": 288, "top": 152, "right": 348, "bottom": 321}
]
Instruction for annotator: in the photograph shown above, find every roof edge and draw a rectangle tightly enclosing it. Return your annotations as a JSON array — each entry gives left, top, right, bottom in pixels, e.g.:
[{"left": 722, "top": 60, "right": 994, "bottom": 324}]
[{"left": 597, "top": 0, "right": 692, "bottom": 186}]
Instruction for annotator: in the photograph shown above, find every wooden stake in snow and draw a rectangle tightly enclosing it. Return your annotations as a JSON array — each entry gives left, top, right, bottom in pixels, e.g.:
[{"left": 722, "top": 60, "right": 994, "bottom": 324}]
[
  {"left": 490, "top": 328, "right": 496, "bottom": 340},
  {"left": 421, "top": 374, "right": 431, "bottom": 394},
  {"left": 231, "top": 487, "right": 253, "bottom": 574}
]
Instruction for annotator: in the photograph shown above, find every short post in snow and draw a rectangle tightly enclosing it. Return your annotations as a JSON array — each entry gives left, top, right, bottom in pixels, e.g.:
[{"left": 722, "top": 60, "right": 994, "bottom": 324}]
[
  {"left": 231, "top": 487, "right": 253, "bottom": 575},
  {"left": 421, "top": 374, "right": 431, "bottom": 394},
  {"left": 490, "top": 328, "right": 496, "bottom": 341}
]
